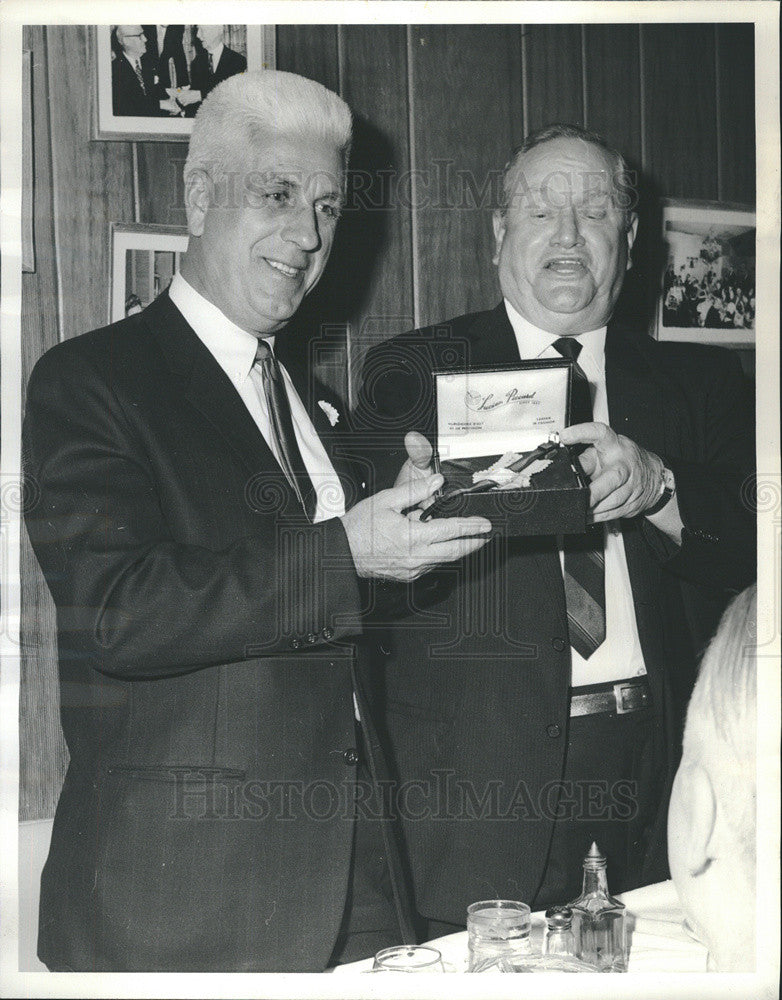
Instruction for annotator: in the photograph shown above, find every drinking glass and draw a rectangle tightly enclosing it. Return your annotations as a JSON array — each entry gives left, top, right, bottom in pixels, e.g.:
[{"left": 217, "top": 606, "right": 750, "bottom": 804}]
[
  {"left": 372, "top": 945, "right": 445, "bottom": 972},
  {"left": 467, "top": 899, "right": 532, "bottom": 972}
]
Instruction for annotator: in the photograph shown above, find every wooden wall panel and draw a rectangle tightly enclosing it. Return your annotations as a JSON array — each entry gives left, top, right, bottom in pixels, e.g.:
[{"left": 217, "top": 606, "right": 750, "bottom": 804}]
[
  {"left": 583, "top": 25, "right": 643, "bottom": 169},
  {"left": 339, "top": 25, "right": 414, "bottom": 401},
  {"left": 410, "top": 24, "right": 523, "bottom": 326},
  {"left": 523, "top": 24, "right": 584, "bottom": 132},
  {"left": 641, "top": 24, "right": 719, "bottom": 201},
  {"left": 276, "top": 24, "right": 339, "bottom": 91},
  {"left": 20, "top": 26, "right": 68, "bottom": 822},
  {"left": 137, "top": 143, "right": 188, "bottom": 226},
  {"left": 47, "top": 26, "right": 135, "bottom": 340},
  {"left": 717, "top": 23, "right": 755, "bottom": 204}
]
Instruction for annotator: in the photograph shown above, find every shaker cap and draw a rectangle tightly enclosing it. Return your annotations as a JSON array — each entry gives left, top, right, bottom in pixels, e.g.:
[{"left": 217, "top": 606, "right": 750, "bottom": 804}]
[
  {"left": 583, "top": 841, "right": 607, "bottom": 870},
  {"left": 545, "top": 905, "right": 573, "bottom": 929}
]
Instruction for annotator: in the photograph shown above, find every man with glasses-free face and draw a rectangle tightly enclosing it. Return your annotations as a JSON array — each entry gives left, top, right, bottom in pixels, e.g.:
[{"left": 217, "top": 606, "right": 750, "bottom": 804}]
[{"left": 356, "top": 124, "right": 755, "bottom": 937}]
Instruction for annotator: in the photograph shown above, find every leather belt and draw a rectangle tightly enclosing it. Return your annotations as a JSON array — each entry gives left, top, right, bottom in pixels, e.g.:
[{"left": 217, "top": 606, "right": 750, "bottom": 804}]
[{"left": 569, "top": 677, "right": 650, "bottom": 718}]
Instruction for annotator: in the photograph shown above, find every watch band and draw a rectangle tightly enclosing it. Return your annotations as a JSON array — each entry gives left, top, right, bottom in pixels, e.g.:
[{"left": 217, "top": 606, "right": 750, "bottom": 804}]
[{"left": 646, "top": 465, "right": 675, "bottom": 516}]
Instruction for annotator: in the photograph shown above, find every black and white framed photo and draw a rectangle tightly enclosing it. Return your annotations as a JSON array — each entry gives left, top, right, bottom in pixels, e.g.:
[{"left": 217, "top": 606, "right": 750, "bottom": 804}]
[
  {"left": 110, "top": 223, "right": 188, "bottom": 322},
  {"left": 94, "top": 25, "right": 275, "bottom": 141},
  {"left": 657, "top": 198, "right": 756, "bottom": 348}
]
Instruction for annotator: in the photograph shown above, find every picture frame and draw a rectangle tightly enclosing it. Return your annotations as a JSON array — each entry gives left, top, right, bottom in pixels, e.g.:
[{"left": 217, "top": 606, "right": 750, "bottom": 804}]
[
  {"left": 657, "top": 198, "right": 756, "bottom": 348},
  {"left": 110, "top": 222, "right": 189, "bottom": 323},
  {"left": 22, "top": 49, "right": 35, "bottom": 273},
  {"left": 94, "top": 25, "right": 275, "bottom": 141}
]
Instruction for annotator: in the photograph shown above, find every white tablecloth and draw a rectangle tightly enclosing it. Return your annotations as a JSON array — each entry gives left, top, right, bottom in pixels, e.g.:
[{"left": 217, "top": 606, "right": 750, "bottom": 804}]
[{"left": 332, "top": 880, "right": 708, "bottom": 973}]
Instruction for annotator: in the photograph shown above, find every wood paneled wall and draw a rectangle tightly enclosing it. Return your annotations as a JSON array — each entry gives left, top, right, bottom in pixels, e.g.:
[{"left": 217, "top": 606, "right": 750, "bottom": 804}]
[{"left": 20, "top": 22, "right": 756, "bottom": 819}]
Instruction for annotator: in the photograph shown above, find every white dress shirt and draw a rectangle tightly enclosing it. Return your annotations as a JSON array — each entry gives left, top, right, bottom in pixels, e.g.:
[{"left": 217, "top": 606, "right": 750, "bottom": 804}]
[
  {"left": 168, "top": 273, "right": 346, "bottom": 523},
  {"left": 504, "top": 299, "right": 646, "bottom": 686}
]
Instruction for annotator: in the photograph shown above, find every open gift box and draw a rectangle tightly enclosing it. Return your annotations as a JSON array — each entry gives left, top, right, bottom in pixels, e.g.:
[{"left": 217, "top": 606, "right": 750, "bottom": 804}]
[{"left": 422, "top": 360, "right": 589, "bottom": 535}]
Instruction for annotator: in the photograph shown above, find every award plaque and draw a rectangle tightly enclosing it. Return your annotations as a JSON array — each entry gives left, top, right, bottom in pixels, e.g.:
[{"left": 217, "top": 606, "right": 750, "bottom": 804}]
[{"left": 423, "top": 360, "right": 589, "bottom": 535}]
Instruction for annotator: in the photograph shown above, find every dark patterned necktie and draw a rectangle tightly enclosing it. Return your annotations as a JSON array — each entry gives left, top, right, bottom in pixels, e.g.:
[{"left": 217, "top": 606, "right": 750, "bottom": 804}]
[
  {"left": 133, "top": 60, "right": 147, "bottom": 94},
  {"left": 208, "top": 52, "right": 214, "bottom": 75},
  {"left": 552, "top": 337, "right": 606, "bottom": 659},
  {"left": 253, "top": 340, "right": 317, "bottom": 520}
]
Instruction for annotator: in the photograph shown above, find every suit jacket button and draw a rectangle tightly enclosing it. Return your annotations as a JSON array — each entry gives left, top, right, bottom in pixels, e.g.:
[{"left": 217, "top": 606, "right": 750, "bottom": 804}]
[
  {"left": 551, "top": 637, "right": 566, "bottom": 652},
  {"left": 290, "top": 638, "right": 301, "bottom": 650},
  {"left": 306, "top": 632, "right": 317, "bottom": 644},
  {"left": 546, "top": 724, "right": 562, "bottom": 738},
  {"left": 321, "top": 626, "right": 334, "bottom": 640},
  {"left": 343, "top": 747, "right": 360, "bottom": 765}
]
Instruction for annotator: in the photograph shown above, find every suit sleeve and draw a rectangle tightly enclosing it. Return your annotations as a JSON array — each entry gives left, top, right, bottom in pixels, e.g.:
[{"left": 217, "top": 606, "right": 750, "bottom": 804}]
[
  {"left": 352, "top": 336, "right": 448, "bottom": 622},
  {"left": 23, "top": 345, "right": 363, "bottom": 680},
  {"left": 642, "top": 348, "right": 756, "bottom": 591},
  {"left": 353, "top": 337, "right": 437, "bottom": 492}
]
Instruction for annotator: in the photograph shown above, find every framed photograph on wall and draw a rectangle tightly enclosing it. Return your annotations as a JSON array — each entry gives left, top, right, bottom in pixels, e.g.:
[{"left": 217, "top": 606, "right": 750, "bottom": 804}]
[
  {"left": 22, "top": 49, "right": 35, "bottom": 272},
  {"left": 110, "top": 223, "right": 189, "bottom": 322},
  {"left": 657, "top": 198, "right": 756, "bottom": 348},
  {"left": 94, "top": 25, "right": 275, "bottom": 141}
]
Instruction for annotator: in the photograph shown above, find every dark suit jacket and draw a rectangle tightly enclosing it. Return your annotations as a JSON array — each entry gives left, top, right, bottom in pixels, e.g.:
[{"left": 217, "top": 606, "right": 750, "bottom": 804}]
[
  {"left": 24, "top": 292, "right": 413, "bottom": 971},
  {"left": 353, "top": 303, "right": 756, "bottom": 925},
  {"left": 142, "top": 25, "right": 189, "bottom": 97},
  {"left": 111, "top": 52, "right": 159, "bottom": 117},
  {"left": 190, "top": 44, "right": 247, "bottom": 101}
]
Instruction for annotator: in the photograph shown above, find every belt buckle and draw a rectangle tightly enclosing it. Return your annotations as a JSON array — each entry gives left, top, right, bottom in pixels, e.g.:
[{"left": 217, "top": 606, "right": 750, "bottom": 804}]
[{"left": 613, "top": 681, "right": 648, "bottom": 714}]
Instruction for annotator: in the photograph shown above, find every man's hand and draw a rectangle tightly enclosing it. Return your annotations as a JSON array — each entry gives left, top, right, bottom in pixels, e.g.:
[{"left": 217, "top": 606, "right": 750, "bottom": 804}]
[
  {"left": 560, "top": 422, "right": 664, "bottom": 522},
  {"left": 341, "top": 473, "right": 492, "bottom": 582}
]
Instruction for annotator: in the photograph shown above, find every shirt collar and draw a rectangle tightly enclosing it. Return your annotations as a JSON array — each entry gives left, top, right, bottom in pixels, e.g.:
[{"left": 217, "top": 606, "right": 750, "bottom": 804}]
[
  {"left": 168, "top": 272, "right": 273, "bottom": 383},
  {"left": 503, "top": 298, "right": 606, "bottom": 378},
  {"left": 209, "top": 42, "right": 224, "bottom": 65}
]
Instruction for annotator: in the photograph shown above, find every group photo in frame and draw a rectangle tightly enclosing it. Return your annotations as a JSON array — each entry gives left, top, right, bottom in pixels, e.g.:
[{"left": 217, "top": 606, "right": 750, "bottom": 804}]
[
  {"left": 657, "top": 198, "right": 756, "bottom": 348},
  {"left": 110, "top": 223, "right": 189, "bottom": 323},
  {"left": 94, "top": 24, "right": 275, "bottom": 141}
]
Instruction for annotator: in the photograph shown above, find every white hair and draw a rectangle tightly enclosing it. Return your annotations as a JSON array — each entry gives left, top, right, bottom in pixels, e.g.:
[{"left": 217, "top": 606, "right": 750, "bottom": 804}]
[
  {"left": 682, "top": 584, "right": 757, "bottom": 860},
  {"left": 184, "top": 70, "right": 352, "bottom": 188}
]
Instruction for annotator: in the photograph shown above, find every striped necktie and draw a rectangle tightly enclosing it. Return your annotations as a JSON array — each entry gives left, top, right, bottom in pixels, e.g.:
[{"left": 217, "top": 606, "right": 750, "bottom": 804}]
[
  {"left": 552, "top": 337, "right": 606, "bottom": 658},
  {"left": 253, "top": 340, "right": 317, "bottom": 521},
  {"left": 133, "top": 60, "right": 146, "bottom": 94}
]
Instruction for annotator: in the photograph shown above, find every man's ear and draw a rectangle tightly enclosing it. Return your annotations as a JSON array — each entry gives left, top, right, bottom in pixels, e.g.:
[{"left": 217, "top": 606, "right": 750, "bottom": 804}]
[
  {"left": 625, "top": 212, "right": 639, "bottom": 271},
  {"left": 184, "top": 169, "right": 213, "bottom": 238},
  {"left": 492, "top": 210, "right": 506, "bottom": 266},
  {"left": 675, "top": 762, "right": 718, "bottom": 876}
]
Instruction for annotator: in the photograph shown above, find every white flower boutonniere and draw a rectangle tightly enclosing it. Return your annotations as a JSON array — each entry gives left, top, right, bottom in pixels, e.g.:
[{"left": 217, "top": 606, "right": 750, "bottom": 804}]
[{"left": 318, "top": 400, "right": 340, "bottom": 427}]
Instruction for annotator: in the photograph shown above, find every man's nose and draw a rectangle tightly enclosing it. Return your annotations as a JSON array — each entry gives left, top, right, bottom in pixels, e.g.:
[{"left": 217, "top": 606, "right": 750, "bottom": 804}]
[
  {"left": 550, "top": 206, "right": 584, "bottom": 248},
  {"left": 281, "top": 206, "right": 321, "bottom": 252}
]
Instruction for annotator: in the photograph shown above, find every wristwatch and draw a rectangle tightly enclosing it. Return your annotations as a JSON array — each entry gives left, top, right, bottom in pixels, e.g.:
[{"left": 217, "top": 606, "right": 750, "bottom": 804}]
[{"left": 646, "top": 465, "right": 676, "bottom": 516}]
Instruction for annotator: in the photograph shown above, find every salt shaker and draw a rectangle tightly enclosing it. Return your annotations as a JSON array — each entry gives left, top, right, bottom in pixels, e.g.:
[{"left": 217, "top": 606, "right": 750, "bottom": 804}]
[{"left": 543, "top": 905, "right": 577, "bottom": 958}]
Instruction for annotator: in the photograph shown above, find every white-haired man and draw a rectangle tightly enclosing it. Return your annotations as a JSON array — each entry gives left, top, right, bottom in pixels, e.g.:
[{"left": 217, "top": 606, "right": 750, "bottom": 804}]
[
  {"left": 668, "top": 584, "right": 756, "bottom": 971},
  {"left": 190, "top": 25, "right": 247, "bottom": 103},
  {"left": 24, "top": 70, "right": 490, "bottom": 972}
]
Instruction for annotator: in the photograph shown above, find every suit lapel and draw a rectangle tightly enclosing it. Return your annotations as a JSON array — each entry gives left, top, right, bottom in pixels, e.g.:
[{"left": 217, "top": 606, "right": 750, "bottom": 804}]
[
  {"left": 275, "top": 334, "right": 358, "bottom": 489},
  {"left": 464, "top": 301, "right": 523, "bottom": 367},
  {"left": 605, "top": 320, "right": 666, "bottom": 460},
  {"left": 144, "top": 292, "right": 281, "bottom": 478}
]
